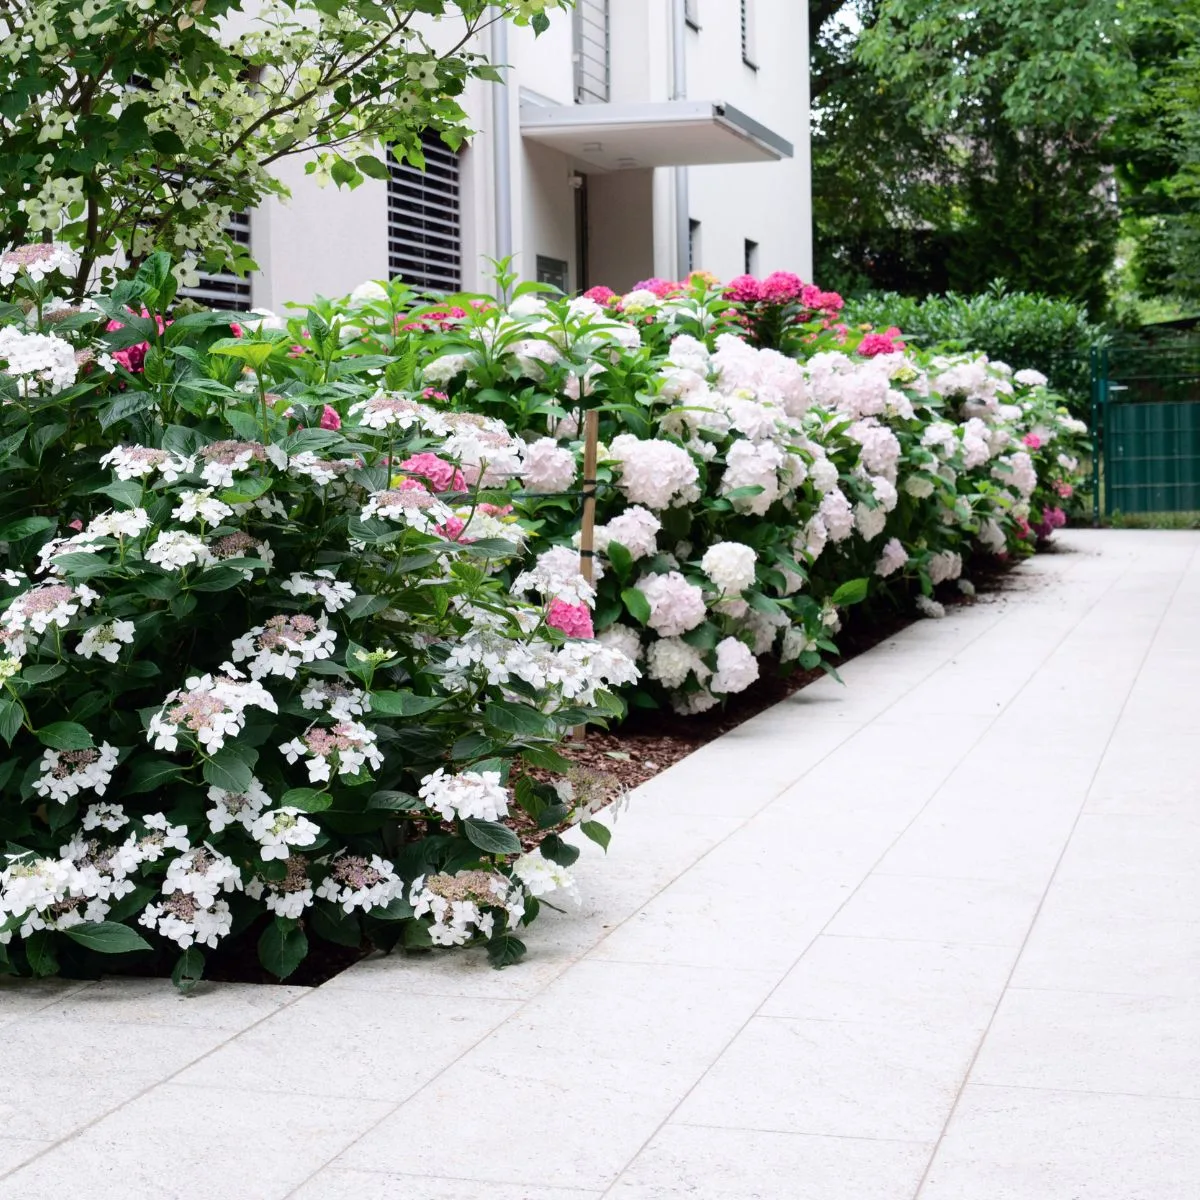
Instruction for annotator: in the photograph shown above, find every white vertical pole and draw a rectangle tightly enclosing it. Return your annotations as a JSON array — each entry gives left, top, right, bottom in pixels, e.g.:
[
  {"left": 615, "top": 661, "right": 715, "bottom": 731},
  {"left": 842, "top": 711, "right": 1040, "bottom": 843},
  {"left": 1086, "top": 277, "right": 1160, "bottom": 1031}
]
[
  {"left": 671, "top": 0, "right": 689, "bottom": 278},
  {"left": 491, "top": 14, "right": 514, "bottom": 266}
]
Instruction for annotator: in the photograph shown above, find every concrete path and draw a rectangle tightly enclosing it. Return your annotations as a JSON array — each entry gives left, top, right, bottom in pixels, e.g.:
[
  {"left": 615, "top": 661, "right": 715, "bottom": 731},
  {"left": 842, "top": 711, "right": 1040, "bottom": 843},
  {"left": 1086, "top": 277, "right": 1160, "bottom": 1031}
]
[{"left": 2, "top": 529, "right": 1198, "bottom": 1199}]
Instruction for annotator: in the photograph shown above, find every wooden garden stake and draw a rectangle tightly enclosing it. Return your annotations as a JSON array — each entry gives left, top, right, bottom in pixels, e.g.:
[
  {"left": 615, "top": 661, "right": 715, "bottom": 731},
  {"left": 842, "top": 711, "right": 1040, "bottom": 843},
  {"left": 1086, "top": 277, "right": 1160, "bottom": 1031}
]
[{"left": 573, "top": 409, "right": 600, "bottom": 742}]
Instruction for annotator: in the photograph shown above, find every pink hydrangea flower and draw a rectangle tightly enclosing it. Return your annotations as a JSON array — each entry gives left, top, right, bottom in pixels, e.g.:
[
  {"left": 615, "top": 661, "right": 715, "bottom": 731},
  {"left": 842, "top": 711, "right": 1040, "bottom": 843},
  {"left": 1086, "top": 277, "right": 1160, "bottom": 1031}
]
[
  {"left": 107, "top": 309, "right": 168, "bottom": 373},
  {"left": 583, "top": 286, "right": 618, "bottom": 305},
  {"left": 1055, "top": 481, "right": 1074, "bottom": 499},
  {"left": 856, "top": 331, "right": 906, "bottom": 357},
  {"left": 319, "top": 406, "right": 341, "bottom": 431},
  {"left": 1022, "top": 434, "right": 1042, "bottom": 450},
  {"left": 725, "top": 275, "right": 763, "bottom": 304},
  {"left": 760, "top": 271, "right": 805, "bottom": 303},
  {"left": 631, "top": 277, "right": 679, "bottom": 299},
  {"left": 546, "top": 599, "right": 594, "bottom": 638},
  {"left": 396, "top": 453, "right": 466, "bottom": 494},
  {"left": 435, "top": 516, "right": 470, "bottom": 542}
]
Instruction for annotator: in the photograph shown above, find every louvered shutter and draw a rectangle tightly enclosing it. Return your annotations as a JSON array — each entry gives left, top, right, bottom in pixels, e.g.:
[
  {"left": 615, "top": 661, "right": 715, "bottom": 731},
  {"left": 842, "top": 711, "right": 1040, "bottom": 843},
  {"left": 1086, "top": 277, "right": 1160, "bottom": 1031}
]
[{"left": 387, "top": 134, "right": 462, "bottom": 294}]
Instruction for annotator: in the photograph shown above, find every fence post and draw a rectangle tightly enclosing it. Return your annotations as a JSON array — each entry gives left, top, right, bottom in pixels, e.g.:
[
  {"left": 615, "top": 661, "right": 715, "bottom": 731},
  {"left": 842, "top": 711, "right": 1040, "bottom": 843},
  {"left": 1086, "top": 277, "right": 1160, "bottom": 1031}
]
[{"left": 572, "top": 409, "right": 600, "bottom": 742}]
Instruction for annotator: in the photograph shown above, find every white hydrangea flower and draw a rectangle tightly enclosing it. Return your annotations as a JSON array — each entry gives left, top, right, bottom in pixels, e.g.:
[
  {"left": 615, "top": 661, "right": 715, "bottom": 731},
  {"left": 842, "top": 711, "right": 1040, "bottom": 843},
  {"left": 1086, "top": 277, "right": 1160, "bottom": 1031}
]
[
  {"left": 596, "top": 623, "right": 643, "bottom": 663},
  {"left": 593, "top": 506, "right": 661, "bottom": 561},
  {"left": 206, "top": 777, "right": 272, "bottom": 834},
  {"left": 875, "top": 538, "right": 909, "bottom": 578},
  {"left": 278, "top": 720, "right": 383, "bottom": 783},
  {"left": 315, "top": 854, "right": 404, "bottom": 913},
  {"left": 279, "top": 569, "right": 356, "bottom": 613},
  {"left": 635, "top": 571, "right": 706, "bottom": 637},
  {"left": 513, "top": 850, "right": 579, "bottom": 900},
  {"left": 229, "top": 614, "right": 337, "bottom": 680},
  {"left": 608, "top": 434, "right": 699, "bottom": 509},
  {"left": 645, "top": 636, "right": 710, "bottom": 689},
  {"left": 700, "top": 542, "right": 757, "bottom": 594},
  {"left": 418, "top": 767, "right": 509, "bottom": 823},
  {"left": 33, "top": 742, "right": 119, "bottom": 804},
  {"left": 520, "top": 437, "right": 577, "bottom": 494},
  {"left": 75, "top": 620, "right": 135, "bottom": 663},
  {"left": 147, "top": 669, "right": 278, "bottom": 754},
  {"left": 171, "top": 489, "right": 234, "bottom": 527},
  {"left": 710, "top": 637, "right": 759, "bottom": 695},
  {"left": 248, "top": 807, "right": 321, "bottom": 862},
  {"left": 144, "top": 530, "right": 214, "bottom": 572},
  {"left": 915, "top": 594, "right": 946, "bottom": 619}
]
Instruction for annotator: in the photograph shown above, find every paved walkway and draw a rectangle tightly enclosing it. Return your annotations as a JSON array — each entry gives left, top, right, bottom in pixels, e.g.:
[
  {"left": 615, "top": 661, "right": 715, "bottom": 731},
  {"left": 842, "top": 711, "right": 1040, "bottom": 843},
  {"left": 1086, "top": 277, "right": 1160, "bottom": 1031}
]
[{"left": 2, "top": 530, "right": 1198, "bottom": 1199}]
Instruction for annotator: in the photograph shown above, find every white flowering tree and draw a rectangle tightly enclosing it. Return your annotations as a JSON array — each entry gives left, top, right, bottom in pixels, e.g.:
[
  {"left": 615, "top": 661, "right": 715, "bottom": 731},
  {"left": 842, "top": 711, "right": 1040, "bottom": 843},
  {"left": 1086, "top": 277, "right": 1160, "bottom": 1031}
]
[{"left": 0, "top": 0, "right": 566, "bottom": 296}]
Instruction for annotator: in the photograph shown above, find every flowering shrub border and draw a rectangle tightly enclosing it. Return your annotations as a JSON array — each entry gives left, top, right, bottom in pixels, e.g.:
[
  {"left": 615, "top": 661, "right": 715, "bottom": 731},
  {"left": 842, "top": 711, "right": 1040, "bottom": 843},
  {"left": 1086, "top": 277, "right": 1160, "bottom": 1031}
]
[{"left": 0, "top": 249, "right": 1085, "bottom": 989}]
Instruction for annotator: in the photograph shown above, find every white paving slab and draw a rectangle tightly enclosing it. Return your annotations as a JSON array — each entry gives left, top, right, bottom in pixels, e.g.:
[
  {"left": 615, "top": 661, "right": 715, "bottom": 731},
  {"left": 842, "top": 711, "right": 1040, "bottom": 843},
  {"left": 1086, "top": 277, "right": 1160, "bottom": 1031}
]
[{"left": 4, "top": 530, "right": 1200, "bottom": 1199}]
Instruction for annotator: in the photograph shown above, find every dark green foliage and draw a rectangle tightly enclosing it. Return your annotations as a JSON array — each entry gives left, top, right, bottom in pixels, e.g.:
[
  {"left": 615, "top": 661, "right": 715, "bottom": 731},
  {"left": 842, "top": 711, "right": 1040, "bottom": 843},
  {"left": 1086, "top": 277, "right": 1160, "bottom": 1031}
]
[{"left": 844, "top": 285, "right": 1103, "bottom": 415}]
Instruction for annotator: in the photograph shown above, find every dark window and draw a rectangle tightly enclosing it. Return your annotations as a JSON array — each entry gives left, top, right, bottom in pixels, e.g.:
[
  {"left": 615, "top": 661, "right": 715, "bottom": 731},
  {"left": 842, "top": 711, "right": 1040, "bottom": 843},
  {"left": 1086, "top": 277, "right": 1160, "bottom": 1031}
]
[
  {"left": 388, "top": 132, "right": 462, "bottom": 293},
  {"left": 744, "top": 238, "right": 759, "bottom": 276},
  {"left": 688, "top": 219, "right": 701, "bottom": 273},
  {"left": 536, "top": 255, "right": 570, "bottom": 293}
]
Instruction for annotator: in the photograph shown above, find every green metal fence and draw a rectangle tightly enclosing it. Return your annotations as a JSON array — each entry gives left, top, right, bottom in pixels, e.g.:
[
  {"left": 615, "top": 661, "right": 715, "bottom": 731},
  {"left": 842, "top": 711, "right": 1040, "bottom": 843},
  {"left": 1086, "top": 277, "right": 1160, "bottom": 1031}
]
[{"left": 1090, "top": 343, "right": 1200, "bottom": 517}]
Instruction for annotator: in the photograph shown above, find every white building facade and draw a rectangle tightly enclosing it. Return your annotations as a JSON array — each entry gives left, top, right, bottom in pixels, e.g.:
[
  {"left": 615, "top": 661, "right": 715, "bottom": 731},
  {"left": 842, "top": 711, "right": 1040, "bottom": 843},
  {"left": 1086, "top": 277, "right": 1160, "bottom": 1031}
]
[{"left": 228, "top": 0, "right": 810, "bottom": 310}]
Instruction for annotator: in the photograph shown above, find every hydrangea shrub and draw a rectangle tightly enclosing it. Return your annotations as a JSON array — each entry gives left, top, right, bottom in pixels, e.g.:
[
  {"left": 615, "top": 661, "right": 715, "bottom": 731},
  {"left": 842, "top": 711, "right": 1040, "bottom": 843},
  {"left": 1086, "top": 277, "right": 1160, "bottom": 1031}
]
[
  {"left": 0, "top": 251, "right": 635, "bottom": 986},
  {"left": 0, "top": 252, "right": 1087, "bottom": 987},
  {"left": 326, "top": 270, "right": 1089, "bottom": 714}
]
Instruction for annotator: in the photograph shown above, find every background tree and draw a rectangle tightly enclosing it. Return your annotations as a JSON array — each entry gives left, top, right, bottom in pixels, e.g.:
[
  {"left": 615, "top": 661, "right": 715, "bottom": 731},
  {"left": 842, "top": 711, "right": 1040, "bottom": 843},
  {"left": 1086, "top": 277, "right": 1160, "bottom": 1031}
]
[
  {"left": 0, "top": 0, "right": 565, "bottom": 297},
  {"left": 1110, "top": 2, "right": 1200, "bottom": 312},
  {"left": 810, "top": 0, "right": 1141, "bottom": 313}
]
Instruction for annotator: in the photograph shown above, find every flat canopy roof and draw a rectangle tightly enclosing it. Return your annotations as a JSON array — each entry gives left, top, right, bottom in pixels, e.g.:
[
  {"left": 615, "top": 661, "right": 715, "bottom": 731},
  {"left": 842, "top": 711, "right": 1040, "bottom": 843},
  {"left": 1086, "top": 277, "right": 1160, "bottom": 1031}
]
[{"left": 519, "top": 100, "right": 794, "bottom": 172}]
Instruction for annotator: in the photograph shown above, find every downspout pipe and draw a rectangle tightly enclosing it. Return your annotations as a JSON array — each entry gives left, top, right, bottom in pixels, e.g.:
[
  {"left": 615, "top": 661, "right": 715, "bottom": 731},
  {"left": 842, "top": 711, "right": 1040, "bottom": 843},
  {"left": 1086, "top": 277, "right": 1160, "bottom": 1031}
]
[
  {"left": 491, "top": 13, "right": 514, "bottom": 271},
  {"left": 671, "top": 0, "right": 689, "bottom": 278}
]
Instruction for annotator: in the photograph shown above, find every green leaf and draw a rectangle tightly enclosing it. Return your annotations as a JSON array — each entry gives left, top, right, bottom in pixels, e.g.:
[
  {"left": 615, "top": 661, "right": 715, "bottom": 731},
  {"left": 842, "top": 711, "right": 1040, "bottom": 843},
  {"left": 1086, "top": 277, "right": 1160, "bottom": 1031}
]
[
  {"left": 50, "top": 552, "right": 113, "bottom": 579},
  {"left": 37, "top": 721, "right": 93, "bottom": 750},
  {"left": 486, "top": 930, "right": 527, "bottom": 968},
  {"left": 210, "top": 338, "right": 275, "bottom": 369},
  {"left": 24, "top": 930, "right": 58, "bottom": 976},
  {"left": 0, "top": 515, "right": 55, "bottom": 541},
  {"left": 258, "top": 918, "right": 308, "bottom": 980},
  {"left": 366, "top": 789, "right": 422, "bottom": 811},
  {"left": 280, "top": 787, "right": 332, "bottom": 812},
  {"left": 621, "top": 586, "right": 652, "bottom": 626},
  {"left": 188, "top": 566, "right": 247, "bottom": 592},
  {"left": 0, "top": 699, "right": 23, "bottom": 746},
  {"left": 202, "top": 750, "right": 253, "bottom": 794},
  {"left": 580, "top": 821, "right": 611, "bottom": 852},
  {"left": 539, "top": 833, "right": 580, "bottom": 867},
  {"left": 21, "top": 664, "right": 66, "bottom": 684},
  {"left": 171, "top": 947, "right": 205, "bottom": 994},
  {"left": 306, "top": 309, "right": 332, "bottom": 355},
  {"left": 124, "top": 757, "right": 186, "bottom": 794},
  {"left": 63, "top": 921, "right": 152, "bottom": 954},
  {"left": 355, "top": 155, "right": 390, "bottom": 181},
  {"left": 368, "top": 896, "right": 416, "bottom": 922},
  {"left": 483, "top": 701, "right": 555, "bottom": 738},
  {"left": 309, "top": 901, "right": 362, "bottom": 947},
  {"left": 368, "top": 690, "right": 446, "bottom": 717},
  {"left": 463, "top": 819, "right": 523, "bottom": 856},
  {"left": 831, "top": 577, "right": 870, "bottom": 606},
  {"left": 521, "top": 745, "right": 573, "bottom": 773},
  {"left": 606, "top": 539, "right": 634, "bottom": 581},
  {"left": 99, "top": 391, "right": 156, "bottom": 430}
]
